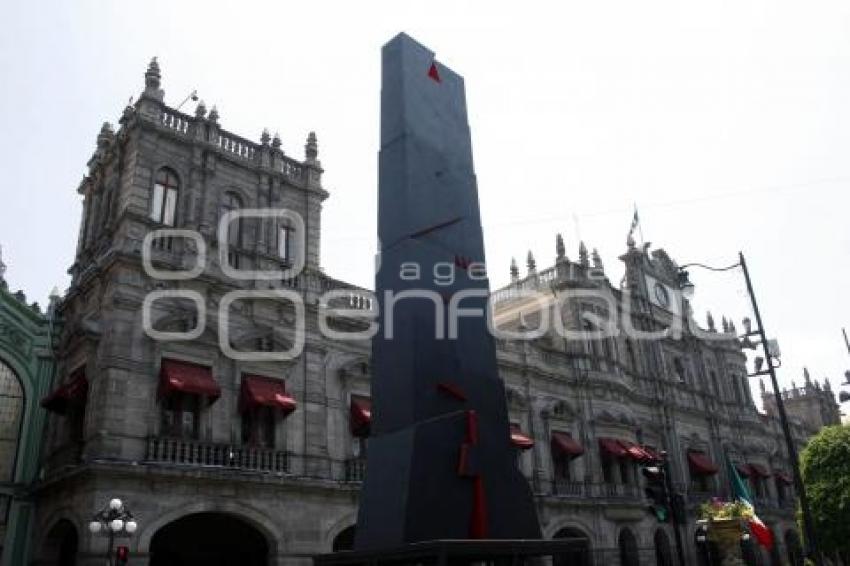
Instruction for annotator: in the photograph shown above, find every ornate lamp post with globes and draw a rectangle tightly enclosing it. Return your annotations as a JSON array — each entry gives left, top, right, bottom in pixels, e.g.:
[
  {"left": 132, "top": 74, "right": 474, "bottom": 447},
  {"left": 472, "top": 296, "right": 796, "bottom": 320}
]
[{"left": 88, "top": 498, "right": 137, "bottom": 565}]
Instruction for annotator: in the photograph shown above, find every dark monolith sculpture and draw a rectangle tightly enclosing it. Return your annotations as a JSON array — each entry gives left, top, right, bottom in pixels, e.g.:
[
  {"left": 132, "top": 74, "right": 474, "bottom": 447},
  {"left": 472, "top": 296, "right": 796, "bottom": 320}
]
[{"left": 354, "top": 32, "right": 541, "bottom": 550}]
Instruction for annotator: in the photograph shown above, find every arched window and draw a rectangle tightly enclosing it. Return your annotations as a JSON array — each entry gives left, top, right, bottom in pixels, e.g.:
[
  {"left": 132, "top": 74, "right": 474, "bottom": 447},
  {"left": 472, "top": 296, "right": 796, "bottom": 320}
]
[
  {"left": 0, "top": 360, "right": 23, "bottom": 482},
  {"left": 220, "top": 192, "right": 243, "bottom": 267},
  {"left": 151, "top": 168, "right": 179, "bottom": 226}
]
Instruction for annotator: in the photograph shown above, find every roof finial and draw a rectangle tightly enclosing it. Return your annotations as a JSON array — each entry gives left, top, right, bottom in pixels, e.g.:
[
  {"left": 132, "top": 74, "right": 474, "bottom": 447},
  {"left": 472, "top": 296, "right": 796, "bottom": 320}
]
[
  {"left": 272, "top": 132, "right": 282, "bottom": 150},
  {"left": 305, "top": 131, "right": 318, "bottom": 161},
  {"left": 578, "top": 241, "right": 589, "bottom": 267},
  {"left": 721, "top": 316, "right": 730, "bottom": 333},
  {"left": 510, "top": 257, "right": 519, "bottom": 282},
  {"left": 261, "top": 128, "right": 271, "bottom": 146},
  {"left": 208, "top": 105, "right": 219, "bottom": 124},
  {"left": 706, "top": 311, "right": 715, "bottom": 332},
  {"left": 555, "top": 233, "right": 565, "bottom": 261},
  {"left": 526, "top": 251, "right": 536, "bottom": 275},
  {"left": 804, "top": 367, "right": 811, "bottom": 385},
  {"left": 591, "top": 248, "right": 603, "bottom": 270},
  {"left": 195, "top": 100, "right": 207, "bottom": 119},
  {"left": 145, "top": 57, "right": 161, "bottom": 89}
]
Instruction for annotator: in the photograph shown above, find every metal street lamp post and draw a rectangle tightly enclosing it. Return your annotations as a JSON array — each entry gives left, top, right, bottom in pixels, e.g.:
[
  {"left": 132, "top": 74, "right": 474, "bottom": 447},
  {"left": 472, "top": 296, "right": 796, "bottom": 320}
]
[
  {"left": 677, "top": 251, "right": 822, "bottom": 566},
  {"left": 88, "top": 498, "right": 137, "bottom": 566}
]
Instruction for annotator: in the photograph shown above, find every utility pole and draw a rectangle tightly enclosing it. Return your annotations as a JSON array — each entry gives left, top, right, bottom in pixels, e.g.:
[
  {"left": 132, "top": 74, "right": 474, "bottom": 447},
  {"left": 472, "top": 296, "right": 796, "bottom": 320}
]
[{"left": 739, "top": 252, "right": 822, "bottom": 566}]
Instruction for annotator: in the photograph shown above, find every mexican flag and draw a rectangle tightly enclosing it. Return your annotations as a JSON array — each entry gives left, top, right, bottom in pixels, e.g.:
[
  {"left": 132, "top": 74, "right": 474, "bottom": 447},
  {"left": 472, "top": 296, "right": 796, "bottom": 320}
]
[{"left": 726, "top": 455, "right": 774, "bottom": 549}]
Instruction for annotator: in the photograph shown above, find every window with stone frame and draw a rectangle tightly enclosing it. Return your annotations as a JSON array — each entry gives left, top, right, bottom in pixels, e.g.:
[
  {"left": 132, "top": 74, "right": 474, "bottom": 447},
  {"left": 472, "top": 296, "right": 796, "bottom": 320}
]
[
  {"left": 673, "top": 357, "right": 688, "bottom": 384},
  {"left": 278, "top": 222, "right": 294, "bottom": 264},
  {"left": 602, "top": 455, "right": 617, "bottom": 484},
  {"left": 0, "top": 361, "right": 23, "bottom": 482},
  {"left": 619, "top": 457, "right": 634, "bottom": 486},
  {"left": 241, "top": 406, "right": 276, "bottom": 449},
  {"left": 160, "top": 392, "right": 200, "bottom": 439},
  {"left": 150, "top": 168, "right": 179, "bottom": 226},
  {"left": 220, "top": 192, "right": 243, "bottom": 268},
  {"left": 690, "top": 470, "right": 713, "bottom": 493}
]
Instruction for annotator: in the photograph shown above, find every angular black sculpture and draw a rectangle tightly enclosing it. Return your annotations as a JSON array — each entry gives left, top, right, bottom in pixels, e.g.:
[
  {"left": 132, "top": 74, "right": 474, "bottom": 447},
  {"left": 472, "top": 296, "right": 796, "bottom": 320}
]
[{"left": 354, "top": 32, "right": 541, "bottom": 550}]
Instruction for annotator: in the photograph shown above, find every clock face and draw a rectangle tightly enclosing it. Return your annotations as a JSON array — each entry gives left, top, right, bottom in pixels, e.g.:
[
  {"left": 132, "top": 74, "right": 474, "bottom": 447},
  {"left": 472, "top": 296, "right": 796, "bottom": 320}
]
[{"left": 654, "top": 282, "right": 670, "bottom": 307}]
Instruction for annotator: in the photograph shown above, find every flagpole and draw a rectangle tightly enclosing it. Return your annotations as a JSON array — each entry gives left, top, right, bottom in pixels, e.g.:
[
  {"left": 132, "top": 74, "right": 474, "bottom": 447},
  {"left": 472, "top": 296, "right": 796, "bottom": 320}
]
[{"left": 739, "top": 252, "right": 822, "bottom": 565}]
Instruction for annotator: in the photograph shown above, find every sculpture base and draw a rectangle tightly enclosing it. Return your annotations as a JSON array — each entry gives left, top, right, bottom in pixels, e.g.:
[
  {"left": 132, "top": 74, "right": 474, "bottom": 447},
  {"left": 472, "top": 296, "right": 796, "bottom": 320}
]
[{"left": 313, "top": 538, "right": 589, "bottom": 565}]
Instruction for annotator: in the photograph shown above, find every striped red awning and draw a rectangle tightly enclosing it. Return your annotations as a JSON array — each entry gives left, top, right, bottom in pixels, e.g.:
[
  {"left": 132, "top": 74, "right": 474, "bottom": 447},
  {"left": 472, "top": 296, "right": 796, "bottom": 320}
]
[
  {"left": 749, "top": 463, "right": 771, "bottom": 478},
  {"left": 158, "top": 358, "right": 220, "bottom": 401},
  {"left": 599, "top": 437, "right": 628, "bottom": 458},
  {"left": 510, "top": 424, "right": 534, "bottom": 450},
  {"left": 350, "top": 395, "right": 372, "bottom": 437},
  {"left": 687, "top": 450, "right": 720, "bottom": 475},
  {"left": 240, "top": 374, "right": 296, "bottom": 415},
  {"left": 551, "top": 431, "right": 585, "bottom": 458},
  {"left": 41, "top": 368, "right": 88, "bottom": 414},
  {"left": 620, "top": 441, "right": 653, "bottom": 462},
  {"left": 775, "top": 471, "right": 793, "bottom": 485}
]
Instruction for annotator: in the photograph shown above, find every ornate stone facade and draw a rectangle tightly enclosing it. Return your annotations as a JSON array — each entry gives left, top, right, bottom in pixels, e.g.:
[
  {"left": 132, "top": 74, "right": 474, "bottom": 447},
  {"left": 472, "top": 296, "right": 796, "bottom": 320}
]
[
  {"left": 0, "top": 251, "right": 60, "bottom": 566},
  {"left": 29, "top": 59, "right": 831, "bottom": 565}
]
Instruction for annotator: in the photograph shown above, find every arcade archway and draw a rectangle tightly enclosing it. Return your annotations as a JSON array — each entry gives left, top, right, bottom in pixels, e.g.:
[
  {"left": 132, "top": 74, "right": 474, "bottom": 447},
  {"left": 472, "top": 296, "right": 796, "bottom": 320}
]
[
  {"left": 654, "top": 529, "right": 674, "bottom": 566},
  {"left": 149, "top": 512, "right": 269, "bottom": 566},
  {"left": 553, "top": 526, "right": 592, "bottom": 566},
  {"left": 40, "top": 519, "right": 78, "bottom": 566}
]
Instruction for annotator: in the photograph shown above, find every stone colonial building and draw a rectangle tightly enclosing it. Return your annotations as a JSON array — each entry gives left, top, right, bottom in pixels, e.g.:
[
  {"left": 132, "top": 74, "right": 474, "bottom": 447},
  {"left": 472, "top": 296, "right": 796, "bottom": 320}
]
[
  {"left": 29, "top": 59, "right": 838, "bottom": 565},
  {"left": 0, "top": 250, "right": 60, "bottom": 566}
]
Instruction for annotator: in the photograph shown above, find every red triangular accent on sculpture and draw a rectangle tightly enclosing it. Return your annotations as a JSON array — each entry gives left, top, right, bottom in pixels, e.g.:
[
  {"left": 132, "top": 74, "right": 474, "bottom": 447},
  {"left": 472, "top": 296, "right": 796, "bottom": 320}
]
[{"left": 428, "top": 62, "right": 441, "bottom": 83}]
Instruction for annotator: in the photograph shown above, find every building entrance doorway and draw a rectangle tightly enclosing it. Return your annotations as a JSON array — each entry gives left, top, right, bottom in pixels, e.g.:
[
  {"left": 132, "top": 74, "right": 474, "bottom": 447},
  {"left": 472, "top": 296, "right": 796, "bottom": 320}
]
[
  {"left": 150, "top": 512, "right": 269, "bottom": 566},
  {"left": 40, "top": 519, "right": 78, "bottom": 566}
]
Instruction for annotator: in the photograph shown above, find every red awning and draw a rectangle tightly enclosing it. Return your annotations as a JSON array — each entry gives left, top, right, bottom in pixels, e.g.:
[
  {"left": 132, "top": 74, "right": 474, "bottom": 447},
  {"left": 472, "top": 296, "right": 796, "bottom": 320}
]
[
  {"left": 599, "top": 437, "right": 628, "bottom": 458},
  {"left": 642, "top": 446, "right": 662, "bottom": 462},
  {"left": 775, "top": 471, "right": 793, "bottom": 485},
  {"left": 240, "top": 375, "right": 296, "bottom": 415},
  {"left": 687, "top": 450, "right": 720, "bottom": 475},
  {"left": 41, "top": 368, "right": 88, "bottom": 414},
  {"left": 551, "top": 431, "right": 585, "bottom": 458},
  {"left": 350, "top": 395, "right": 372, "bottom": 437},
  {"left": 749, "top": 463, "right": 771, "bottom": 478},
  {"left": 510, "top": 424, "right": 534, "bottom": 450},
  {"left": 735, "top": 463, "right": 752, "bottom": 478},
  {"left": 621, "top": 440, "right": 653, "bottom": 462},
  {"left": 158, "top": 358, "right": 220, "bottom": 401}
]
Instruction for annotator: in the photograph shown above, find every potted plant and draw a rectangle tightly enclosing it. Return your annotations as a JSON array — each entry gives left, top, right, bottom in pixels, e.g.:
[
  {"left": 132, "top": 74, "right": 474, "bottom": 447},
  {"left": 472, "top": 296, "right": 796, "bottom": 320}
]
[{"left": 697, "top": 498, "right": 753, "bottom": 565}]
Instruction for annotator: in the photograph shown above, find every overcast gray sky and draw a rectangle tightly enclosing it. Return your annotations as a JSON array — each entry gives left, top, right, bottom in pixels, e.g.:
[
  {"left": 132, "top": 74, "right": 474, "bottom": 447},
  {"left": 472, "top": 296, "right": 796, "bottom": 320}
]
[{"left": 1, "top": 1, "right": 848, "bottom": 407}]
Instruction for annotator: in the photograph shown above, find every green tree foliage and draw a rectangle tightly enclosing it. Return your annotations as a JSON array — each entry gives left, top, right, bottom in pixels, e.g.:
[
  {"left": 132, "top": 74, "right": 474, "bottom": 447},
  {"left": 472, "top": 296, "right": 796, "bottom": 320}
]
[{"left": 799, "top": 424, "right": 850, "bottom": 560}]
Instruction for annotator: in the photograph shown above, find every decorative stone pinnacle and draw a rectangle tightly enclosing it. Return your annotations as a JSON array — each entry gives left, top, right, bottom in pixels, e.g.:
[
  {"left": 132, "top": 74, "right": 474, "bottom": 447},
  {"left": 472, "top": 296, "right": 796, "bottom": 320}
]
[
  {"left": 706, "top": 311, "right": 715, "bottom": 331},
  {"left": 305, "top": 131, "right": 318, "bottom": 160},
  {"left": 97, "top": 122, "right": 114, "bottom": 148},
  {"left": 526, "top": 251, "right": 536, "bottom": 274},
  {"left": 195, "top": 100, "right": 207, "bottom": 119},
  {"left": 721, "top": 316, "right": 729, "bottom": 333},
  {"left": 555, "top": 233, "right": 565, "bottom": 260},
  {"left": 208, "top": 105, "right": 219, "bottom": 124},
  {"left": 510, "top": 257, "right": 519, "bottom": 281},
  {"left": 627, "top": 232, "right": 636, "bottom": 248},
  {"left": 578, "top": 241, "right": 589, "bottom": 267},
  {"left": 145, "top": 56, "right": 161, "bottom": 90},
  {"left": 261, "top": 128, "right": 271, "bottom": 146},
  {"left": 804, "top": 367, "right": 811, "bottom": 384},
  {"left": 272, "top": 132, "right": 282, "bottom": 149},
  {"left": 591, "top": 248, "right": 603, "bottom": 269}
]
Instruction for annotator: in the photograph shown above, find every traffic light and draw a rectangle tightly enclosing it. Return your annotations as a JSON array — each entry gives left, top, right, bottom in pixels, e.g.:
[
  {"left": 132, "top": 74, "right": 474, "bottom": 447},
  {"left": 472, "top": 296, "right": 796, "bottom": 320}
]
[
  {"left": 641, "top": 464, "right": 669, "bottom": 522},
  {"left": 116, "top": 545, "right": 129, "bottom": 566}
]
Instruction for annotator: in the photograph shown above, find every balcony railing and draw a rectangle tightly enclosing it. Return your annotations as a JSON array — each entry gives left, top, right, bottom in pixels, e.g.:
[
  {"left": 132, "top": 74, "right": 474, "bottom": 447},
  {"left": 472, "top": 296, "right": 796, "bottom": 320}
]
[
  {"left": 551, "top": 480, "right": 642, "bottom": 500},
  {"left": 145, "top": 437, "right": 290, "bottom": 474},
  {"left": 344, "top": 458, "right": 367, "bottom": 482}
]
